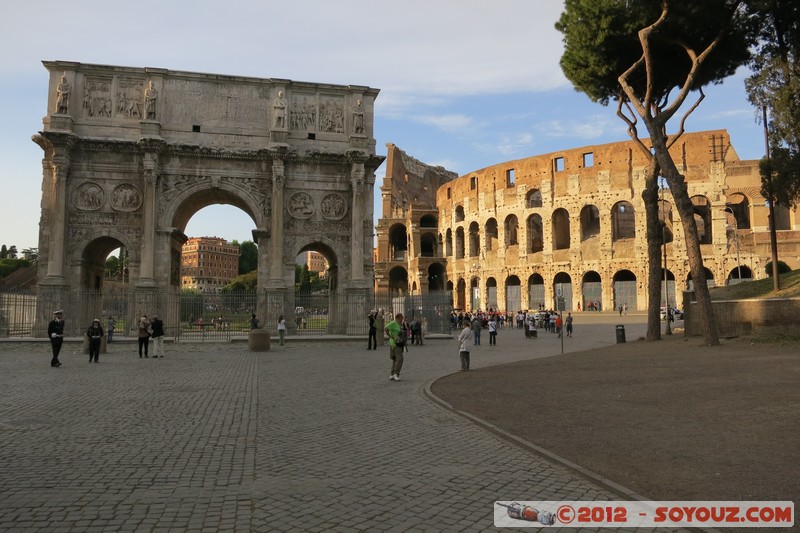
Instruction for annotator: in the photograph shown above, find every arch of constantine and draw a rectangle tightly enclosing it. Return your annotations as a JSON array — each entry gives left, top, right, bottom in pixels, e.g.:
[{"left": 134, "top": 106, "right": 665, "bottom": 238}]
[
  {"left": 34, "top": 61, "right": 382, "bottom": 335},
  {"left": 375, "top": 130, "right": 800, "bottom": 312}
]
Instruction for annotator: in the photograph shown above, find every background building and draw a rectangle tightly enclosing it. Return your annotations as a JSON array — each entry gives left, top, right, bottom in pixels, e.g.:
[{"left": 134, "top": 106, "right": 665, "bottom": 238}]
[
  {"left": 376, "top": 130, "right": 799, "bottom": 312},
  {"left": 181, "top": 237, "right": 239, "bottom": 293}
]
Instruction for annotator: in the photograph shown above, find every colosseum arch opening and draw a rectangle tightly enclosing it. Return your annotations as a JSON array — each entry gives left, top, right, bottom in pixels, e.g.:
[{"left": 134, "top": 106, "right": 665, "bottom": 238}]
[
  {"left": 455, "top": 227, "right": 465, "bottom": 259},
  {"left": 445, "top": 229, "right": 453, "bottom": 257},
  {"left": 427, "top": 263, "right": 446, "bottom": 291},
  {"left": 612, "top": 269, "right": 637, "bottom": 310},
  {"left": 726, "top": 193, "right": 750, "bottom": 229},
  {"left": 468, "top": 222, "right": 480, "bottom": 257},
  {"left": 528, "top": 273, "right": 545, "bottom": 309},
  {"left": 552, "top": 209, "right": 571, "bottom": 250},
  {"left": 455, "top": 205, "right": 465, "bottom": 222},
  {"left": 505, "top": 275, "right": 521, "bottom": 312},
  {"left": 470, "top": 277, "right": 480, "bottom": 310},
  {"left": 388, "top": 266, "right": 408, "bottom": 296},
  {"left": 388, "top": 223, "right": 408, "bottom": 261},
  {"left": 527, "top": 214, "right": 543, "bottom": 254},
  {"left": 526, "top": 189, "right": 543, "bottom": 208},
  {"left": 580, "top": 205, "right": 601, "bottom": 242},
  {"left": 504, "top": 215, "right": 519, "bottom": 247},
  {"left": 486, "top": 277, "right": 498, "bottom": 310},
  {"left": 553, "top": 272, "right": 573, "bottom": 310},
  {"left": 485, "top": 218, "right": 498, "bottom": 252},
  {"left": 581, "top": 270, "right": 602, "bottom": 311},
  {"left": 687, "top": 267, "right": 716, "bottom": 290},
  {"left": 420, "top": 232, "right": 437, "bottom": 257},
  {"left": 612, "top": 201, "right": 636, "bottom": 241},
  {"left": 691, "top": 196, "right": 713, "bottom": 244}
]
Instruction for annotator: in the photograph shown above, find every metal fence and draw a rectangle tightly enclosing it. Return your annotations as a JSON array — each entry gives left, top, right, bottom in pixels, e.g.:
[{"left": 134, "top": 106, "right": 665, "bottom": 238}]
[{"left": 0, "top": 289, "right": 454, "bottom": 339}]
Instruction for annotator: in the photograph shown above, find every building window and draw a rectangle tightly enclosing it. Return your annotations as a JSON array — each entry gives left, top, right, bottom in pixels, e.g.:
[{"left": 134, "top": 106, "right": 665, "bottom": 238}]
[
  {"left": 554, "top": 157, "right": 565, "bottom": 172},
  {"left": 447, "top": 187, "right": 451, "bottom": 199},
  {"left": 470, "top": 176, "right": 477, "bottom": 190},
  {"left": 583, "top": 152, "right": 594, "bottom": 167},
  {"left": 506, "top": 169, "right": 515, "bottom": 187}
]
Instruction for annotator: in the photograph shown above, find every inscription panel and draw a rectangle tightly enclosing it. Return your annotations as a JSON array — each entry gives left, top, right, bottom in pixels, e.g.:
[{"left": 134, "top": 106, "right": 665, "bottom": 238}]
[{"left": 164, "top": 79, "right": 268, "bottom": 126}]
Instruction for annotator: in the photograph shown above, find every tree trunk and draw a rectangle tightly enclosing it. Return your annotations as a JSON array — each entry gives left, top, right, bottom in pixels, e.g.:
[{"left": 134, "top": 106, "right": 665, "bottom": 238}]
[
  {"left": 642, "top": 159, "right": 663, "bottom": 341},
  {"left": 650, "top": 132, "right": 720, "bottom": 346}
]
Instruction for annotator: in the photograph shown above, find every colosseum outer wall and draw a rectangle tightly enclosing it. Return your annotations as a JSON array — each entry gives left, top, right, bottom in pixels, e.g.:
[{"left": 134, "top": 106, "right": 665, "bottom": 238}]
[{"left": 436, "top": 129, "right": 799, "bottom": 312}]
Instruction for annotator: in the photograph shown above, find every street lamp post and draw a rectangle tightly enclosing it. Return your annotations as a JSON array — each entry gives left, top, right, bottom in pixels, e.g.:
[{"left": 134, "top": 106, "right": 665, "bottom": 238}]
[
  {"left": 724, "top": 206, "right": 742, "bottom": 283},
  {"left": 660, "top": 182, "right": 671, "bottom": 335}
]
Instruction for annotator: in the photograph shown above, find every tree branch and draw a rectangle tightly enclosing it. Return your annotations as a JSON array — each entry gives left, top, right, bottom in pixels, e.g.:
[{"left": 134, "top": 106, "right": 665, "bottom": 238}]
[
  {"left": 616, "top": 97, "right": 652, "bottom": 158},
  {"left": 667, "top": 87, "right": 705, "bottom": 149}
]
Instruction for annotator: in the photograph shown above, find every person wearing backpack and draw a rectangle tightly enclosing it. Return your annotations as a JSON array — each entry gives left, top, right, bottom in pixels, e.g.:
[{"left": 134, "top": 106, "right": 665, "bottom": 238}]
[{"left": 384, "top": 313, "right": 405, "bottom": 381}]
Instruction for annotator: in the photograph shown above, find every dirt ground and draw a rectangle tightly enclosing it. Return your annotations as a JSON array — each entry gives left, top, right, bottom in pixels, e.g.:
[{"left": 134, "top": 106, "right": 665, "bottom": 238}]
[{"left": 431, "top": 333, "right": 800, "bottom": 505}]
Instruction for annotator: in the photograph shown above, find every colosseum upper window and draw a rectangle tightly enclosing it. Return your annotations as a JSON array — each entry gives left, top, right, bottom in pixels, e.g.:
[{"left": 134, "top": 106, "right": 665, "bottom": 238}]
[
  {"left": 612, "top": 201, "right": 636, "bottom": 241},
  {"left": 554, "top": 157, "right": 565, "bottom": 173},
  {"left": 526, "top": 189, "right": 543, "bottom": 208},
  {"left": 552, "top": 209, "right": 570, "bottom": 250},
  {"left": 691, "top": 196, "right": 712, "bottom": 244},
  {"left": 506, "top": 169, "right": 515, "bottom": 187},
  {"left": 470, "top": 176, "right": 478, "bottom": 190},
  {"left": 505, "top": 215, "right": 519, "bottom": 246},
  {"left": 455, "top": 205, "right": 465, "bottom": 222},
  {"left": 580, "top": 205, "right": 601, "bottom": 241},
  {"left": 583, "top": 152, "right": 594, "bottom": 168},
  {"left": 726, "top": 192, "right": 750, "bottom": 229},
  {"left": 485, "top": 218, "right": 499, "bottom": 251}
]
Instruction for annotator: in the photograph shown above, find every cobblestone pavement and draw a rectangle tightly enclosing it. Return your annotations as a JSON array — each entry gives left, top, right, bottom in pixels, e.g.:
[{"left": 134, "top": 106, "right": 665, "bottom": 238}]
[{"left": 0, "top": 315, "right": 690, "bottom": 531}]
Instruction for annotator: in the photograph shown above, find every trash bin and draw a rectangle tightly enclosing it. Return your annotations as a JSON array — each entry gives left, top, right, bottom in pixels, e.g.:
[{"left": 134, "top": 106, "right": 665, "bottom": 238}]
[{"left": 615, "top": 324, "right": 626, "bottom": 344}]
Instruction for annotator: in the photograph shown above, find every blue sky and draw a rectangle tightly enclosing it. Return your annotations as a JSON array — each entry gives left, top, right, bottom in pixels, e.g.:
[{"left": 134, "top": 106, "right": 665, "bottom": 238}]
[{"left": 0, "top": 0, "right": 767, "bottom": 253}]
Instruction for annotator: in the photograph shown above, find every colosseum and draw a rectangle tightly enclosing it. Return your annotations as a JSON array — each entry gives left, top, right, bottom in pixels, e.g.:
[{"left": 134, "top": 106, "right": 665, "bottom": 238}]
[{"left": 375, "top": 130, "right": 800, "bottom": 313}]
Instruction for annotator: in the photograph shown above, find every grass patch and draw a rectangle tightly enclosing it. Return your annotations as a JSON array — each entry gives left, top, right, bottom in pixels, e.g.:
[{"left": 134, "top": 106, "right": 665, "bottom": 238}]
[{"left": 709, "top": 269, "right": 800, "bottom": 300}]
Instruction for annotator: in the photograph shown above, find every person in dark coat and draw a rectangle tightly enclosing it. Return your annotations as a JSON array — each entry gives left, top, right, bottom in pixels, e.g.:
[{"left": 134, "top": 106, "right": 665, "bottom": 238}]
[
  {"left": 86, "top": 318, "right": 104, "bottom": 363},
  {"left": 48, "top": 310, "right": 65, "bottom": 367},
  {"left": 150, "top": 315, "right": 165, "bottom": 358}
]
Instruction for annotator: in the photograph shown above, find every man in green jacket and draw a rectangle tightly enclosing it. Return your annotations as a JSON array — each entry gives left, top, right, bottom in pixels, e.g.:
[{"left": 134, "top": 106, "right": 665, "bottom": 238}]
[{"left": 384, "top": 313, "right": 405, "bottom": 382}]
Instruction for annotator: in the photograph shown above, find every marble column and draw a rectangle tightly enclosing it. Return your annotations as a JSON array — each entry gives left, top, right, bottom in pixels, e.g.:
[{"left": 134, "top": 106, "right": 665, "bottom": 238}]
[
  {"left": 43, "top": 156, "right": 69, "bottom": 284},
  {"left": 350, "top": 161, "right": 366, "bottom": 285},
  {"left": 268, "top": 159, "right": 286, "bottom": 286},
  {"left": 137, "top": 153, "right": 159, "bottom": 287}
]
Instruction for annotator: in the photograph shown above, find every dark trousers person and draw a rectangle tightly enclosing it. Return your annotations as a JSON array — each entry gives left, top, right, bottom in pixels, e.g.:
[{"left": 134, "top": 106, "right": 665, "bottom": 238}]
[
  {"left": 50, "top": 338, "right": 63, "bottom": 367},
  {"left": 489, "top": 331, "right": 497, "bottom": 345},
  {"left": 138, "top": 337, "right": 149, "bottom": 357},
  {"left": 460, "top": 350, "right": 470, "bottom": 371},
  {"left": 89, "top": 339, "right": 101, "bottom": 362},
  {"left": 368, "top": 327, "right": 377, "bottom": 350}
]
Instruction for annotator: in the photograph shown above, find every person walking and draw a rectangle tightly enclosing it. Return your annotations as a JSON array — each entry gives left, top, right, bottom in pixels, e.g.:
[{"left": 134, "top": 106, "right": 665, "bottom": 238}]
[
  {"left": 367, "top": 309, "right": 377, "bottom": 350},
  {"left": 458, "top": 322, "right": 472, "bottom": 371},
  {"left": 86, "top": 319, "right": 104, "bottom": 363},
  {"left": 565, "top": 312, "right": 574, "bottom": 337},
  {"left": 487, "top": 315, "right": 498, "bottom": 346},
  {"left": 137, "top": 315, "right": 151, "bottom": 358},
  {"left": 471, "top": 316, "right": 482, "bottom": 345},
  {"left": 384, "top": 313, "right": 405, "bottom": 381},
  {"left": 48, "top": 310, "right": 65, "bottom": 367},
  {"left": 555, "top": 314, "right": 563, "bottom": 338},
  {"left": 107, "top": 316, "right": 116, "bottom": 343},
  {"left": 277, "top": 314, "right": 286, "bottom": 345},
  {"left": 150, "top": 315, "right": 165, "bottom": 358}
]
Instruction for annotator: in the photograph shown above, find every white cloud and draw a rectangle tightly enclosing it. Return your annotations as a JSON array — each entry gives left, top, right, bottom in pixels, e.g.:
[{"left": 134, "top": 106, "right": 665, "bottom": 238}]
[{"left": 410, "top": 114, "right": 474, "bottom": 132}]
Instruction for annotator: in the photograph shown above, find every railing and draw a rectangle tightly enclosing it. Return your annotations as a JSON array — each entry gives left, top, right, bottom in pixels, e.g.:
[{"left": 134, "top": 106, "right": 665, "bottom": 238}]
[{"left": 0, "top": 289, "right": 454, "bottom": 339}]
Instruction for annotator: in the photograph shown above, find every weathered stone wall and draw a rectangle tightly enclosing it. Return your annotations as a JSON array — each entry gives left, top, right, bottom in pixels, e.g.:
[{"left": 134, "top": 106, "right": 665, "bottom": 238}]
[{"left": 683, "top": 296, "right": 800, "bottom": 337}]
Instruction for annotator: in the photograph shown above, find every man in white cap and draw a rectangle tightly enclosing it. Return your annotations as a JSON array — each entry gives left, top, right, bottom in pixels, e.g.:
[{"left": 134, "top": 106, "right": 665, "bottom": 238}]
[
  {"left": 86, "top": 318, "right": 104, "bottom": 363},
  {"left": 48, "top": 310, "right": 65, "bottom": 367}
]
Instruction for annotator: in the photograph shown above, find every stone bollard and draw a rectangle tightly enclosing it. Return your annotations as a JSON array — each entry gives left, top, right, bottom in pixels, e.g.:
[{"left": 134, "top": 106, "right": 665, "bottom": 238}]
[{"left": 248, "top": 329, "right": 271, "bottom": 351}]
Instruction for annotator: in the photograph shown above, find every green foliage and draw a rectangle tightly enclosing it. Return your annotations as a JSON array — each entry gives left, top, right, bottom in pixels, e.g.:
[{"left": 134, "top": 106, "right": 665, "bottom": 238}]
[
  {"left": 221, "top": 271, "right": 258, "bottom": 293},
  {"left": 179, "top": 288, "right": 204, "bottom": 321},
  {"left": 0, "top": 245, "right": 6, "bottom": 259},
  {"left": 0, "top": 258, "right": 31, "bottom": 278},
  {"left": 556, "top": 0, "right": 753, "bottom": 105},
  {"left": 765, "top": 260, "right": 793, "bottom": 276},
  {"left": 237, "top": 240, "right": 258, "bottom": 274},
  {"left": 745, "top": 0, "right": 800, "bottom": 207}
]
